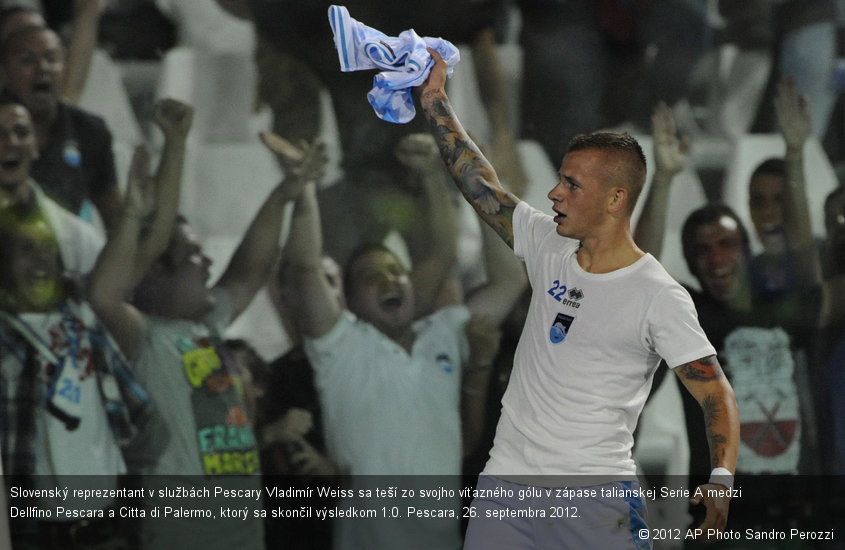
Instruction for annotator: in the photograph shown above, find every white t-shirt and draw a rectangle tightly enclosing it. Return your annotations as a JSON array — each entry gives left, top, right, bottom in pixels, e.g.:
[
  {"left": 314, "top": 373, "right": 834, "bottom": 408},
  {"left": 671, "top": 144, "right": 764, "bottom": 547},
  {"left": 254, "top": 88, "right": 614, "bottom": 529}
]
[
  {"left": 305, "top": 306, "right": 469, "bottom": 476},
  {"left": 305, "top": 306, "right": 469, "bottom": 550},
  {"left": 34, "top": 180, "right": 104, "bottom": 276},
  {"left": 485, "top": 201, "right": 715, "bottom": 479}
]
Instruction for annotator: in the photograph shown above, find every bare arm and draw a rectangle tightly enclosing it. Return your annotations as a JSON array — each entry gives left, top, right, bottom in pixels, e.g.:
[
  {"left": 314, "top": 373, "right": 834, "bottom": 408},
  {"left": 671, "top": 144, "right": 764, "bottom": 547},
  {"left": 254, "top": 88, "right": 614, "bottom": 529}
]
[
  {"left": 214, "top": 135, "right": 327, "bottom": 319},
  {"left": 461, "top": 313, "right": 501, "bottom": 456},
  {"left": 634, "top": 102, "right": 688, "bottom": 256},
  {"left": 776, "top": 78, "right": 813, "bottom": 249},
  {"left": 470, "top": 27, "right": 528, "bottom": 196},
  {"left": 394, "top": 133, "right": 459, "bottom": 317},
  {"left": 774, "top": 77, "right": 820, "bottom": 284},
  {"left": 281, "top": 180, "right": 343, "bottom": 339},
  {"left": 61, "top": 0, "right": 105, "bottom": 104},
  {"left": 459, "top": 217, "right": 528, "bottom": 454},
  {"left": 88, "top": 99, "right": 193, "bottom": 358},
  {"left": 91, "top": 184, "right": 124, "bottom": 235},
  {"left": 88, "top": 148, "right": 154, "bottom": 359},
  {"left": 418, "top": 49, "right": 520, "bottom": 248},
  {"left": 674, "top": 355, "right": 740, "bottom": 537},
  {"left": 465, "top": 220, "right": 528, "bottom": 327},
  {"left": 133, "top": 99, "right": 193, "bottom": 280}
]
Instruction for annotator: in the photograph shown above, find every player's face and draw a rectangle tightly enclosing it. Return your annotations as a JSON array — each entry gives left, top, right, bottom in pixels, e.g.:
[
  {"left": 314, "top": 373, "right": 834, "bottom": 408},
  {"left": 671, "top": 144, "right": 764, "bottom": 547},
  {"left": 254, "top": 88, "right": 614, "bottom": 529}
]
[
  {"left": 548, "top": 149, "right": 614, "bottom": 241},
  {"left": 748, "top": 173, "right": 785, "bottom": 240},
  {"left": 692, "top": 216, "right": 748, "bottom": 304},
  {"left": 0, "top": 104, "right": 37, "bottom": 188},
  {"left": 346, "top": 249, "right": 414, "bottom": 337}
]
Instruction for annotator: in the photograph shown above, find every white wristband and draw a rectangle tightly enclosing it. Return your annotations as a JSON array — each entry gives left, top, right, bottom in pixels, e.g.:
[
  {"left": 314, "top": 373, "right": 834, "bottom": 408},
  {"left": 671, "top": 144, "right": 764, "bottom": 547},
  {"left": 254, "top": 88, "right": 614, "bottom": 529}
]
[{"left": 709, "top": 467, "right": 734, "bottom": 490}]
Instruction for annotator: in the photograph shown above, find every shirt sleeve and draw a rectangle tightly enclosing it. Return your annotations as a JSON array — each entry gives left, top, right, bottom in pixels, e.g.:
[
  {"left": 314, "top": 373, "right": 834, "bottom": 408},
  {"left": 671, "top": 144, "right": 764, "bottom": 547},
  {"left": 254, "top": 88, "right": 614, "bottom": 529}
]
[
  {"left": 648, "top": 284, "right": 717, "bottom": 369},
  {"left": 302, "top": 310, "right": 356, "bottom": 368},
  {"left": 513, "top": 200, "right": 553, "bottom": 263}
]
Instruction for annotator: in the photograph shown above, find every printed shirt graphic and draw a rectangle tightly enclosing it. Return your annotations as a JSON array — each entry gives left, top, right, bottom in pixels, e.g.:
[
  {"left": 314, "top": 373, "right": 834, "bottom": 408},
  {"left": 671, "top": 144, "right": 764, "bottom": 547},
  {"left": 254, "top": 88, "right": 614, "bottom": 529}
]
[
  {"left": 132, "top": 289, "right": 265, "bottom": 549},
  {"left": 181, "top": 338, "right": 259, "bottom": 475},
  {"left": 724, "top": 326, "right": 800, "bottom": 474},
  {"left": 132, "top": 290, "right": 260, "bottom": 476}
]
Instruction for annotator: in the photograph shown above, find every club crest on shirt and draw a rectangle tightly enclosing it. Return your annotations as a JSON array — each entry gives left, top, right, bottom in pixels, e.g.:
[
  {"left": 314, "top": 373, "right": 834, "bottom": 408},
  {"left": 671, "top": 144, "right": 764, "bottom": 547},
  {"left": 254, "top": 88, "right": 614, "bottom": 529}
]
[
  {"left": 549, "top": 313, "right": 574, "bottom": 344},
  {"left": 436, "top": 353, "right": 454, "bottom": 373}
]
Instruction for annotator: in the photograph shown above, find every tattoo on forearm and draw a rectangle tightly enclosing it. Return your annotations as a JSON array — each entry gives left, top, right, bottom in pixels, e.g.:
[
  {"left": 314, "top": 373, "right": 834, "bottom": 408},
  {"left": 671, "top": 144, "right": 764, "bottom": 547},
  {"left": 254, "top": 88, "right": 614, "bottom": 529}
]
[
  {"left": 702, "top": 394, "right": 719, "bottom": 426},
  {"left": 677, "top": 356, "right": 724, "bottom": 381},
  {"left": 702, "top": 394, "right": 727, "bottom": 467},
  {"left": 423, "top": 97, "right": 518, "bottom": 246}
]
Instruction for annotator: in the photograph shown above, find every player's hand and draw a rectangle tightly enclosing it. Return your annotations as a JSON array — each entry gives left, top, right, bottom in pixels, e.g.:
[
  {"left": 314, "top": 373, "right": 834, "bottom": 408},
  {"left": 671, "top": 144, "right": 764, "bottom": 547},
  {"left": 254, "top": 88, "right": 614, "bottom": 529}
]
[
  {"left": 419, "top": 48, "right": 448, "bottom": 101},
  {"left": 690, "top": 483, "right": 731, "bottom": 541}
]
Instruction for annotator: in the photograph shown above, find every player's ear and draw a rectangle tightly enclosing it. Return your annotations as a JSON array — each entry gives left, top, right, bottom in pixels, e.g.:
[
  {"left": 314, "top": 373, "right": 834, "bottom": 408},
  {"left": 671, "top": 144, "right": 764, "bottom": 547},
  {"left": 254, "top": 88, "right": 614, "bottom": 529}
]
[{"left": 607, "top": 186, "right": 626, "bottom": 213}]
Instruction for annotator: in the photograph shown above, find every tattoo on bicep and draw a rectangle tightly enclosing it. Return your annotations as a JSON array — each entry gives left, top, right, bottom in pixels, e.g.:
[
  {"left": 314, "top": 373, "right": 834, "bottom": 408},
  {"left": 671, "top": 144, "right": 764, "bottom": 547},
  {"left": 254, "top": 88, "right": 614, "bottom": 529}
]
[{"left": 677, "top": 356, "right": 724, "bottom": 381}]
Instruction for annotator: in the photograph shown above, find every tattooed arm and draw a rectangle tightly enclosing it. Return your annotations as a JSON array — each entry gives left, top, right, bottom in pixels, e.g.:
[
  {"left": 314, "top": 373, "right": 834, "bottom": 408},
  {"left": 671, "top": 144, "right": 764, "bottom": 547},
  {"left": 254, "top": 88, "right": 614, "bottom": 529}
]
[
  {"left": 674, "top": 354, "right": 739, "bottom": 537},
  {"left": 418, "top": 49, "right": 521, "bottom": 249}
]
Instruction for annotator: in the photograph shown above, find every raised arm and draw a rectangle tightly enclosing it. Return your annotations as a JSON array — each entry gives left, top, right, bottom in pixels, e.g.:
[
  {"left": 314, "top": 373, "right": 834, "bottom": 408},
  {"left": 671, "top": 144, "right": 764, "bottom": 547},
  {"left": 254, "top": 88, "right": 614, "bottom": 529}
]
[
  {"left": 633, "top": 102, "right": 688, "bottom": 256},
  {"left": 88, "top": 99, "right": 193, "bottom": 358},
  {"left": 459, "top": 218, "right": 526, "bottom": 455},
  {"left": 273, "top": 138, "right": 343, "bottom": 339},
  {"left": 214, "top": 134, "right": 327, "bottom": 319},
  {"left": 470, "top": 27, "right": 528, "bottom": 196},
  {"left": 133, "top": 98, "right": 193, "bottom": 279},
  {"left": 464, "top": 219, "right": 528, "bottom": 328},
  {"left": 674, "top": 355, "right": 740, "bottom": 537},
  {"left": 460, "top": 313, "right": 501, "bottom": 457},
  {"left": 393, "top": 133, "right": 458, "bottom": 317},
  {"left": 418, "top": 49, "right": 520, "bottom": 248},
  {"left": 774, "top": 78, "right": 819, "bottom": 281},
  {"left": 88, "top": 148, "right": 156, "bottom": 360},
  {"left": 61, "top": 0, "right": 105, "bottom": 104}
]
